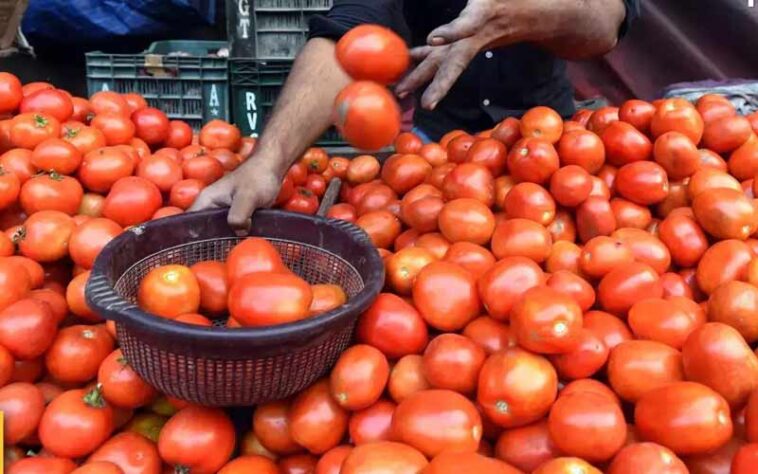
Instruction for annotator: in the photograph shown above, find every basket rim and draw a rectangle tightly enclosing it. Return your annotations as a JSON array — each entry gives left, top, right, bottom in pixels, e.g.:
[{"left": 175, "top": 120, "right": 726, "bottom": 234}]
[{"left": 85, "top": 208, "right": 384, "bottom": 347}]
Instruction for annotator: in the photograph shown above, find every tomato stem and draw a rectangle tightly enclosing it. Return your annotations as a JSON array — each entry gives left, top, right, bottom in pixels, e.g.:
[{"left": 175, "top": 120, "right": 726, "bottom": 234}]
[
  {"left": 174, "top": 466, "right": 191, "bottom": 474},
  {"left": 83, "top": 384, "right": 107, "bottom": 408},
  {"left": 33, "top": 114, "right": 49, "bottom": 128}
]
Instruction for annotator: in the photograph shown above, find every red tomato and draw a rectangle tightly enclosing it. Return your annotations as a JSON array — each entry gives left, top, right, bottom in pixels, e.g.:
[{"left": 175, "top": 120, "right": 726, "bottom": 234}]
[
  {"left": 597, "top": 262, "right": 663, "bottom": 315},
  {"left": 466, "top": 138, "right": 507, "bottom": 176},
  {"left": 340, "top": 441, "right": 427, "bottom": 474},
  {"left": 550, "top": 328, "right": 608, "bottom": 380},
  {"left": 218, "top": 456, "right": 278, "bottom": 474},
  {"left": 356, "top": 293, "right": 429, "bottom": 359},
  {"left": 20, "top": 89, "right": 73, "bottom": 122},
  {"left": 653, "top": 131, "right": 701, "bottom": 180},
  {"left": 169, "top": 178, "right": 204, "bottom": 209},
  {"left": 557, "top": 129, "right": 605, "bottom": 174},
  {"left": 89, "top": 91, "right": 129, "bottom": 116},
  {"left": 651, "top": 98, "right": 704, "bottom": 144},
  {"left": 490, "top": 218, "right": 552, "bottom": 263},
  {"left": 17, "top": 210, "right": 75, "bottom": 262},
  {"left": 520, "top": 106, "right": 563, "bottom": 144},
  {"left": 381, "top": 154, "right": 432, "bottom": 194},
  {"left": 510, "top": 285, "right": 583, "bottom": 354},
  {"left": 137, "top": 264, "right": 200, "bottom": 319},
  {"left": 78, "top": 147, "right": 135, "bottom": 193},
  {"left": 505, "top": 182, "right": 556, "bottom": 225},
  {"left": 10, "top": 112, "right": 61, "bottom": 150},
  {"left": 412, "top": 261, "right": 479, "bottom": 331},
  {"left": 348, "top": 401, "right": 395, "bottom": 445},
  {"left": 446, "top": 134, "right": 475, "bottom": 164},
  {"left": 122, "top": 92, "right": 147, "bottom": 114},
  {"left": 607, "top": 340, "right": 684, "bottom": 402},
  {"left": 336, "top": 24, "right": 409, "bottom": 84},
  {"left": 284, "top": 187, "right": 320, "bottom": 215},
  {"left": 703, "top": 115, "right": 752, "bottom": 153},
  {"left": 228, "top": 272, "right": 312, "bottom": 326},
  {"left": 607, "top": 442, "right": 688, "bottom": 474},
  {"left": 330, "top": 344, "right": 389, "bottom": 410},
  {"left": 588, "top": 106, "right": 619, "bottom": 135},
  {"left": 477, "top": 256, "right": 545, "bottom": 321},
  {"left": 45, "top": 324, "right": 114, "bottom": 384},
  {"left": 424, "top": 452, "right": 522, "bottom": 474},
  {"left": 619, "top": 99, "right": 656, "bottom": 133},
  {"left": 289, "top": 379, "right": 348, "bottom": 454},
  {"left": 438, "top": 198, "right": 496, "bottom": 245},
  {"left": 20, "top": 171, "right": 83, "bottom": 215},
  {"left": 7, "top": 457, "right": 77, "bottom": 474},
  {"left": 131, "top": 108, "right": 169, "bottom": 146},
  {"left": 91, "top": 113, "right": 135, "bottom": 145},
  {"left": 507, "top": 138, "right": 559, "bottom": 184},
  {"left": 103, "top": 176, "right": 162, "bottom": 227},
  {"left": 198, "top": 120, "right": 241, "bottom": 150},
  {"left": 158, "top": 406, "right": 235, "bottom": 473},
  {"left": 442, "top": 162, "right": 495, "bottom": 205},
  {"left": 253, "top": 400, "right": 301, "bottom": 455},
  {"left": 182, "top": 155, "right": 224, "bottom": 185},
  {"left": 69, "top": 217, "right": 122, "bottom": 269},
  {"left": 422, "top": 334, "right": 486, "bottom": 394},
  {"left": 696, "top": 239, "right": 752, "bottom": 295},
  {"left": 549, "top": 165, "right": 592, "bottom": 208},
  {"left": 576, "top": 196, "right": 616, "bottom": 243},
  {"left": 732, "top": 443, "right": 758, "bottom": 474},
  {"left": 0, "top": 72, "right": 23, "bottom": 114},
  {"left": 478, "top": 348, "right": 557, "bottom": 428},
  {"left": 164, "top": 120, "right": 193, "bottom": 149},
  {"left": 334, "top": 81, "right": 400, "bottom": 151},
  {"left": 693, "top": 187, "right": 758, "bottom": 240},
  {"left": 602, "top": 121, "right": 653, "bottom": 166},
  {"left": 0, "top": 382, "right": 46, "bottom": 444}
]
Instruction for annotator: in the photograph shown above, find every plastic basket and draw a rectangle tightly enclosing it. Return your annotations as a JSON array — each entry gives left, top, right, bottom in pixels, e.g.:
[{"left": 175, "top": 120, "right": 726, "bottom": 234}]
[
  {"left": 85, "top": 40, "right": 230, "bottom": 131},
  {"left": 227, "top": 0, "right": 333, "bottom": 59},
  {"left": 85, "top": 202, "right": 384, "bottom": 407},
  {"left": 229, "top": 58, "right": 346, "bottom": 146}
]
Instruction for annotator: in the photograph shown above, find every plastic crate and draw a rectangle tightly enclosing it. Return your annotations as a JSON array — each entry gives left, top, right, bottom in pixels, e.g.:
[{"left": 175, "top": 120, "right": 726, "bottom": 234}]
[
  {"left": 227, "top": 0, "right": 332, "bottom": 59},
  {"left": 229, "top": 58, "right": 345, "bottom": 146},
  {"left": 85, "top": 41, "right": 230, "bottom": 131}
]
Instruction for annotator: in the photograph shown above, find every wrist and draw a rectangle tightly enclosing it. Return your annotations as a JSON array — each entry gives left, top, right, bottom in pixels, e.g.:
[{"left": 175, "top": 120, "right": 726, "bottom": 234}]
[{"left": 240, "top": 139, "right": 291, "bottom": 179}]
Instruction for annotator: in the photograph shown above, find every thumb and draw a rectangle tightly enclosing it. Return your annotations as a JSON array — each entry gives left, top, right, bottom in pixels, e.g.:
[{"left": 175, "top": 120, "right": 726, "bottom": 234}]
[
  {"left": 427, "top": 2, "right": 489, "bottom": 45},
  {"left": 227, "top": 190, "right": 257, "bottom": 233}
]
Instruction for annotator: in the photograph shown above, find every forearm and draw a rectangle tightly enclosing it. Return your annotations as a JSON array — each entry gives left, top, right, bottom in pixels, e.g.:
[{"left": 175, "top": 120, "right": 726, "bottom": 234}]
[{"left": 244, "top": 38, "right": 351, "bottom": 178}]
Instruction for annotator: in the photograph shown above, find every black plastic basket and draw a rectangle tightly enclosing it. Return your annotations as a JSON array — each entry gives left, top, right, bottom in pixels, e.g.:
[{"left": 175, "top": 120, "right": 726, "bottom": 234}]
[{"left": 85, "top": 202, "right": 383, "bottom": 406}]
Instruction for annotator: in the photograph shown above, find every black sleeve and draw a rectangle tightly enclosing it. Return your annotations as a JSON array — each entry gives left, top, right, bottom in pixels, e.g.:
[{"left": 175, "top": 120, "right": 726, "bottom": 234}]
[
  {"left": 619, "top": 0, "right": 641, "bottom": 38},
  {"left": 308, "top": 0, "right": 410, "bottom": 43}
]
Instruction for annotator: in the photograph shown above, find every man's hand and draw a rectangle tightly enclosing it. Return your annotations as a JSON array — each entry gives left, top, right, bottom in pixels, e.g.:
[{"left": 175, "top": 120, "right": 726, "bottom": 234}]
[{"left": 188, "top": 160, "right": 283, "bottom": 232}]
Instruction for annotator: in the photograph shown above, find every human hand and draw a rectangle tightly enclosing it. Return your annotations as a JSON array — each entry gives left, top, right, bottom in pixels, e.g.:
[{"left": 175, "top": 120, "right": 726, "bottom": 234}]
[{"left": 188, "top": 159, "right": 283, "bottom": 232}]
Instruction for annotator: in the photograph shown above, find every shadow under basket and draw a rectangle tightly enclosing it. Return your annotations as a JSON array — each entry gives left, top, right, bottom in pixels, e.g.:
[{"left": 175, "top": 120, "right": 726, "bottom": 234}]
[{"left": 85, "top": 209, "right": 384, "bottom": 407}]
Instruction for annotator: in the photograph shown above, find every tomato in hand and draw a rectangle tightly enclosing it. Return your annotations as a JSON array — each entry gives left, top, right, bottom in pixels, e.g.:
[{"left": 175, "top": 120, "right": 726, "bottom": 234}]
[
  {"left": 336, "top": 25, "right": 409, "bottom": 84},
  {"left": 159, "top": 406, "right": 236, "bottom": 473}
]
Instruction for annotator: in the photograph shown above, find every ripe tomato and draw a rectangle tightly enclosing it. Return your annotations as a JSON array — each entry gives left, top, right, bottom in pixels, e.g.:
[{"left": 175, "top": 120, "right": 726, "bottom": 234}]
[
  {"left": 478, "top": 348, "right": 557, "bottom": 428},
  {"left": 732, "top": 443, "right": 758, "bottom": 474},
  {"left": 385, "top": 246, "right": 435, "bottom": 295},
  {"left": 89, "top": 91, "right": 129, "bottom": 116},
  {"left": 651, "top": 99, "right": 704, "bottom": 144},
  {"left": 77, "top": 147, "right": 134, "bottom": 193},
  {"left": 477, "top": 256, "right": 544, "bottom": 321},
  {"left": 614, "top": 161, "right": 669, "bottom": 206},
  {"left": 557, "top": 129, "right": 605, "bottom": 174},
  {"left": 39, "top": 386, "right": 114, "bottom": 458},
  {"left": 346, "top": 155, "right": 380, "bottom": 184},
  {"left": 575, "top": 196, "right": 616, "bottom": 243},
  {"left": 381, "top": 154, "right": 432, "bottom": 194},
  {"left": 131, "top": 107, "right": 169, "bottom": 146},
  {"left": 218, "top": 456, "right": 278, "bottom": 474},
  {"left": 548, "top": 165, "right": 591, "bottom": 208},
  {"left": 158, "top": 406, "right": 235, "bottom": 473},
  {"left": 348, "top": 400, "right": 394, "bottom": 446},
  {"left": 708, "top": 281, "right": 758, "bottom": 343},
  {"left": 354, "top": 182, "right": 396, "bottom": 215},
  {"left": 305, "top": 174, "right": 327, "bottom": 197},
  {"left": 425, "top": 452, "right": 522, "bottom": 474},
  {"left": 612, "top": 227, "right": 671, "bottom": 274},
  {"left": 490, "top": 117, "right": 521, "bottom": 148},
  {"left": 607, "top": 340, "right": 684, "bottom": 402},
  {"left": 466, "top": 138, "right": 507, "bottom": 176},
  {"left": 91, "top": 113, "right": 135, "bottom": 145},
  {"left": 395, "top": 132, "right": 423, "bottom": 155},
  {"left": 17, "top": 210, "right": 75, "bottom": 262},
  {"left": 62, "top": 124, "right": 107, "bottom": 155},
  {"left": 356, "top": 293, "right": 428, "bottom": 359},
  {"left": 226, "top": 237, "right": 286, "bottom": 283},
  {"left": 442, "top": 162, "right": 495, "bottom": 206},
  {"left": 71, "top": 461, "right": 129, "bottom": 474},
  {"left": 491, "top": 217, "right": 552, "bottom": 263},
  {"left": 0, "top": 72, "right": 22, "bottom": 114},
  {"left": 588, "top": 106, "right": 619, "bottom": 135},
  {"left": 169, "top": 178, "right": 204, "bottom": 209},
  {"left": 635, "top": 381, "right": 732, "bottom": 455},
  {"left": 443, "top": 242, "right": 495, "bottom": 279},
  {"left": 388, "top": 354, "right": 430, "bottom": 403},
  {"left": 334, "top": 81, "right": 400, "bottom": 151},
  {"left": 181, "top": 155, "right": 224, "bottom": 186},
  {"left": 597, "top": 262, "right": 662, "bottom": 315},
  {"left": 336, "top": 24, "right": 409, "bottom": 84},
  {"left": 103, "top": 176, "right": 162, "bottom": 226},
  {"left": 197, "top": 120, "right": 241, "bottom": 150},
  {"left": 419, "top": 143, "right": 448, "bottom": 168},
  {"left": 20, "top": 171, "right": 83, "bottom": 215},
  {"left": 549, "top": 391, "right": 626, "bottom": 462},
  {"left": 510, "top": 285, "right": 582, "bottom": 354},
  {"left": 602, "top": 121, "right": 653, "bottom": 166},
  {"left": 253, "top": 400, "right": 301, "bottom": 455},
  {"left": 446, "top": 134, "right": 475, "bottom": 163},
  {"left": 137, "top": 264, "right": 200, "bottom": 318},
  {"left": 682, "top": 322, "right": 758, "bottom": 408},
  {"left": 340, "top": 441, "right": 427, "bottom": 474},
  {"left": 401, "top": 194, "right": 443, "bottom": 232},
  {"left": 164, "top": 120, "right": 193, "bottom": 149},
  {"left": 463, "top": 316, "right": 515, "bottom": 355},
  {"left": 354, "top": 210, "right": 400, "bottom": 248},
  {"left": 20, "top": 89, "right": 73, "bottom": 122},
  {"left": 10, "top": 113, "right": 61, "bottom": 150},
  {"left": 653, "top": 131, "right": 701, "bottom": 180},
  {"left": 703, "top": 115, "right": 752, "bottom": 153},
  {"left": 0, "top": 148, "right": 36, "bottom": 185},
  {"left": 412, "top": 261, "right": 479, "bottom": 331},
  {"left": 688, "top": 168, "right": 740, "bottom": 200},
  {"left": 438, "top": 198, "right": 496, "bottom": 245},
  {"left": 136, "top": 154, "right": 182, "bottom": 192},
  {"left": 290, "top": 379, "right": 348, "bottom": 454},
  {"left": 607, "top": 442, "right": 687, "bottom": 474},
  {"left": 121, "top": 92, "right": 147, "bottom": 114},
  {"left": 284, "top": 187, "right": 320, "bottom": 215},
  {"left": 69, "top": 217, "right": 122, "bottom": 269},
  {"left": 330, "top": 344, "right": 389, "bottom": 411},
  {"left": 619, "top": 99, "right": 656, "bottom": 133},
  {"left": 520, "top": 106, "right": 563, "bottom": 144},
  {"left": 187, "top": 260, "right": 229, "bottom": 314},
  {"left": 495, "top": 420, "right": 560, "bottom": 472},
  {"left": 507, "top": 138, "right": 559, "bottom": 184},
  {"left": 98, "top": 349, "right": 157, "bottom": 409},
  {"left": 31, "top": 137, "right": 82, "bottom": 175},
  {"left": 0, "top": 165, "right": 20, "bottom": 210},
  {"left": 65, "top": 270, "right": 100, "bottom": 322},
  {"left": 730, "top": 138, "right": 758, "bottom": 181},
  {"left": 45, "top": 324, "right": 114, "bottom": 383},
  {"left": 0, "top": 382, "right": 45, "bottom": 444},
  {"left": 7, "top": 457, "right": 77, "bottom": 474},
  {"left": 228, "top": 271, "right": 312, "bottom": 326},
  {"left": 696, "top": 239, "right": 752, "bottom": 295},
  {"left": 422, "top": 334, "right": 485, "bottom": 394},
  {"left": 326, "top": 203, "right": 356, "bottom": 222},
  {"left": 392, "top": 389, "right": 481, "bottom": 457},
  {"left": 578, "top": 236, "right": 633, "bottom": 278},
  {"left": 550, "top": 328, "right": 607, "bottom": 379},
  {"left": 658, "top": 214, "right": 708, "bottom": 268},
  {"left": 693, "top": 187, "right": 758, "bottom": 240}
]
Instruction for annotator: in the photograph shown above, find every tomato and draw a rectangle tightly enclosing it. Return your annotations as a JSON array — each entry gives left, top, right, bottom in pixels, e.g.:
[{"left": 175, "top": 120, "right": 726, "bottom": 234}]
[
  {"left": 103, "top": 176, "right": 162, "bottom": 227},
  {"left": 218, "top": 456, "right": 278, "bottom": 474},
  {"left": 507, "top": 138, "right": 559, "bottom": 184},
  {"left": 45, "top": 324, "right": 114, "bottom": 383},
  {"left": 182, "top": 155, "right": 224, "bottom": 186},
  {"left": 635, "top": 381, "right": 732, "bottom": 455},
  {"left": 334, "top": 81, "right": 400, "bottom": 150},
  {"left": 650, "top": 131, "right": 701, "bottom": 181},
  {"left": 614, "top": 162, "right": 669, "bottom": 208},
  {"left": 20, "top": 171, "right": 83, "bottom": 215},
  {"left": 345, "top": 155, "right": 380, "bottom": 184},
  {"left": 426, "top": 452, "right": 523, "bottom": 474},
  {"left": 228, "top": 271, "right": 312, "bottom": 327},
  {"left": 549, "top": 327, "right": 607, "bottom": 380},
  {"left": 748, "top": 390, "right": 758, "bottom": 442},
  {"left": 688, "top": 168, "right": 740, "bottom": 201},
  {"left": 348, "top": 400, "right": 395, "bottom": 445},
  {"left": 0, "top": 382, "right": 45, "bottom": 444},
  {"left": 400, "top": 195, "right": 443, "bottom": 233},
  {"left": 465, "top": 138, "right": 507, "bottom": 177},
  {"left": 557, "top": 129, "right": 605, "bottom": 174},
  {"left": 702, "top": 114, "right": 752, "bottom": 154},
  {"left": 496, "top": 422, "right": 560, "bottom": 473},
  {"left": 510, "top": 285, "right": 582, "bottom": 354},
  {"left": 336, "top": 24, "right": 409, "bottom": 84},
  {"left": 612, "top": 227, "right": 671, "bottom": 274},
  {"left": 17, "top": 210, "right": 74, "bottom": 262},
  {"left": 380, "top": 154, "right": 431, "bottom": 194},
  {"left": 392, "top": 389, "right": 481, "bottom": 457},
  {"left": 20, "top": 89, "right": 73, "bottom": 122},
  {"left": 354, "top": 183, "right": 396, "bottom": 215},
  {"left": 627, "top": 296, "right": 703, "bottom": 349},
  {"left": 284, "top": 187, "right": 319, "bottom": 215},
  {"left": 253, "top": 400, "right": 301, "bottom": 455},
  {"left": 330, "top": 344, "right": 389, "bottom": 411},
  {"left": 0, "top": 165, "right": 20, "bottom": 211},
  {"left": 477, "top": 256, "right": 544, "bottom": 321},
  {"left": 546, "top": 165, "right": 590, "bottom": 208},
  {"left": 7, "top": 457, "right": 77, "bottom": 474},
  {"left": 289, "top": 379, "right": 348, "bottom": 454},
  {"left": 64, "top": 270, "right": 98, "bottom": 321},
  {"left": 89, "top": 91, "right": 129, "bottom": 116},
  {"left": 90, "top": 113, "right": 135, "bottom": 145},
  {"left": 618, "top": 99, "right": 656, "bottom": 133},
  {"left": 326, "top": 203, "right": 356, "bottom": 223},
  {"left": 693, "top": 187, "right": 758, "bottom": 240},
  {"left": 98, "top": 348, "right": 157, "bottom": 409},
  {"left": 388, "top": 354, "right": 430, "bottom": 403},
  {"left": 77, "top": 147, "right": 132, "bottom": 193},
  {"left": 134, "top": 156, "right": 182, "bottom": 194},
  {"left": 0, "top": 149, "right": 36, "bottom": 185},
  {"left": 488, "top": 118, "right": 520, "bottom": 148},
  {"left": 491, "top": 217, "right": 552, "bottom": 263},
  {"left": 442, "top": 162, "right": 495, "bottom": 205},
  {"left": 608, "top": 442, "right": 688, "bottom": 474},
  {"left": 441, "top": 243, "right": 493, "bottom": 280},
  {"left": 69, "top": 462, "right": 125, "bottom": 474},
  {"left": 226, "top": 237, "right": 286, "bottom": 284},
  {"left": 340, "top": 441, "right": 427, "bottom": 474},
  {"left": 169, "top": 178, "right": 204, "bottom": 209},
  {"left": 183, "top": 260, "right": 229, "bottom": 314},
  {"left": 731, "top": 138, "right": 758, "bottom": 181},
  {"left": 706, "top": 281, "right": 757, "bottom": 343},
  {"left": 607, "top": 340, "right": 684, "bottom": 403},
  {"left": 651, "top": 99, "right": 704, "bottom": 144},
  {"left": 575, "top": 196, "right": 616, "bottom": 243},
  {"left": 506, "top": 183, "right": 555, "bottom": 226},
  {"left": 119, "top": 93, "right": 147, "bottom": 114},
  {"left": 478, "top": 348, "right": 557, "bottom": 428},
  {"left": 158, "top": 406, "right": 235, "bottom": 473},
  {"left": 384, "top": 247, "right": 434, "bottom": 295},
  {"left": 68, "top": 217, "right": 122, "bottom": 270},
  {"left": 38, "top": 385, "right": 114, "bottom": 458},
  {"left": 240, "top": 431, "right": 278, "bottom": 460},
  {"left": 137, "top": 264, "right": 200, "bottom": 318},
  {"left": 129, "top": 107, "right": 168, "bottom": 146},
  {"left": 10, "top": 113, "right": 61, "bottom": 149},
  {"left": 548, "top": 390, "right": 626, "bottom": 462},
  {"left": 421, "top": 334, "right": 485, "bottom": 394},
  {"left": 682, "top": 322, "right": 758, "bottom": 408},
  {"left": 597, "top": 262, "right": 662, "bottom": 315},
  {"left": 445, "top": 134, "right": 475, "bottom": 164},
  {"left": 696, "top": 239, "right": 752, "bottom": 294},
  {"left": 61, "top": 124, "right": 105, "bottom": 155},
  {"left": 412, "top": 261, "right": 479, "bottom": 331},
  {"left": 657, "top": 214, "right": 708, "bottom": 268},
  {"left": 160, "top": 120, "right": 192, "bottom": 150},
  {"left": 29, "top": 137, "right": 81, "bottom": 176},
  {"left": 437, "top": 198, "right": 496, "bottom": 245},
  {"left": 519, "top": 106, "right": 563, "bottom": 144},
  {"left": 588, "top": 106, "right": 619, "bottom": 135},
  {"left": 0, "top": 72, "right": 22, "bottom": 113},
  {"left": 731, "top": 443, "right": 758, "bottom": 474},
  {"left": 578, "top": 236, "right": 632, "bottom": 279},
  {"left": 601, "top": 121, "right": 652, "bottom": 167},
  {"left": 195, "top": 120, "right": 240, "bottom": 151}
]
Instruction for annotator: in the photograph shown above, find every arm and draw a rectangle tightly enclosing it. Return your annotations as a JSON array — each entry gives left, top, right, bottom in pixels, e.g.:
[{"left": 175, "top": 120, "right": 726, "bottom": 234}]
[
  {"left": 189, "top": 38, "right": 351, "bottom": 229},
  {"left": 397, "top": 0, "right": 630, "bottom": 109}
]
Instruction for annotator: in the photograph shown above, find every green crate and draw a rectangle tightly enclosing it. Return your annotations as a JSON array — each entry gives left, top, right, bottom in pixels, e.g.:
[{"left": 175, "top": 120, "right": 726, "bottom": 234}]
[
  {"left": 85, "top": 40, "right": 230, "bottom": 131},
  {"left": 229, "top": 58, "right": 345, "bottom": 146}
]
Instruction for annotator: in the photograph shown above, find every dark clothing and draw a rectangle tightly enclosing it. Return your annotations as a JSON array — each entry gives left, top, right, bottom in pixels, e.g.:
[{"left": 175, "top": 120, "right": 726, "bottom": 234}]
[{"left": 309, "top": 0, "right": 640, "bottom": 141}]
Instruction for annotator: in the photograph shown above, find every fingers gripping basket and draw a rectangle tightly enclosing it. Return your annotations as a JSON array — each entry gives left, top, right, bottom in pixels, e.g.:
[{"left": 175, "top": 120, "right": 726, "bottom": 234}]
[{"left": 85, "top": 208, "right": 384, "bottom": 407}]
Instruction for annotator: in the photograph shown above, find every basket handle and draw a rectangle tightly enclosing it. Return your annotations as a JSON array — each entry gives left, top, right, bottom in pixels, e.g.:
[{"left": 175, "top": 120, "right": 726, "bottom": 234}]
[{"left": 317, "top": 177, "right": 341, "bottom": 217}]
